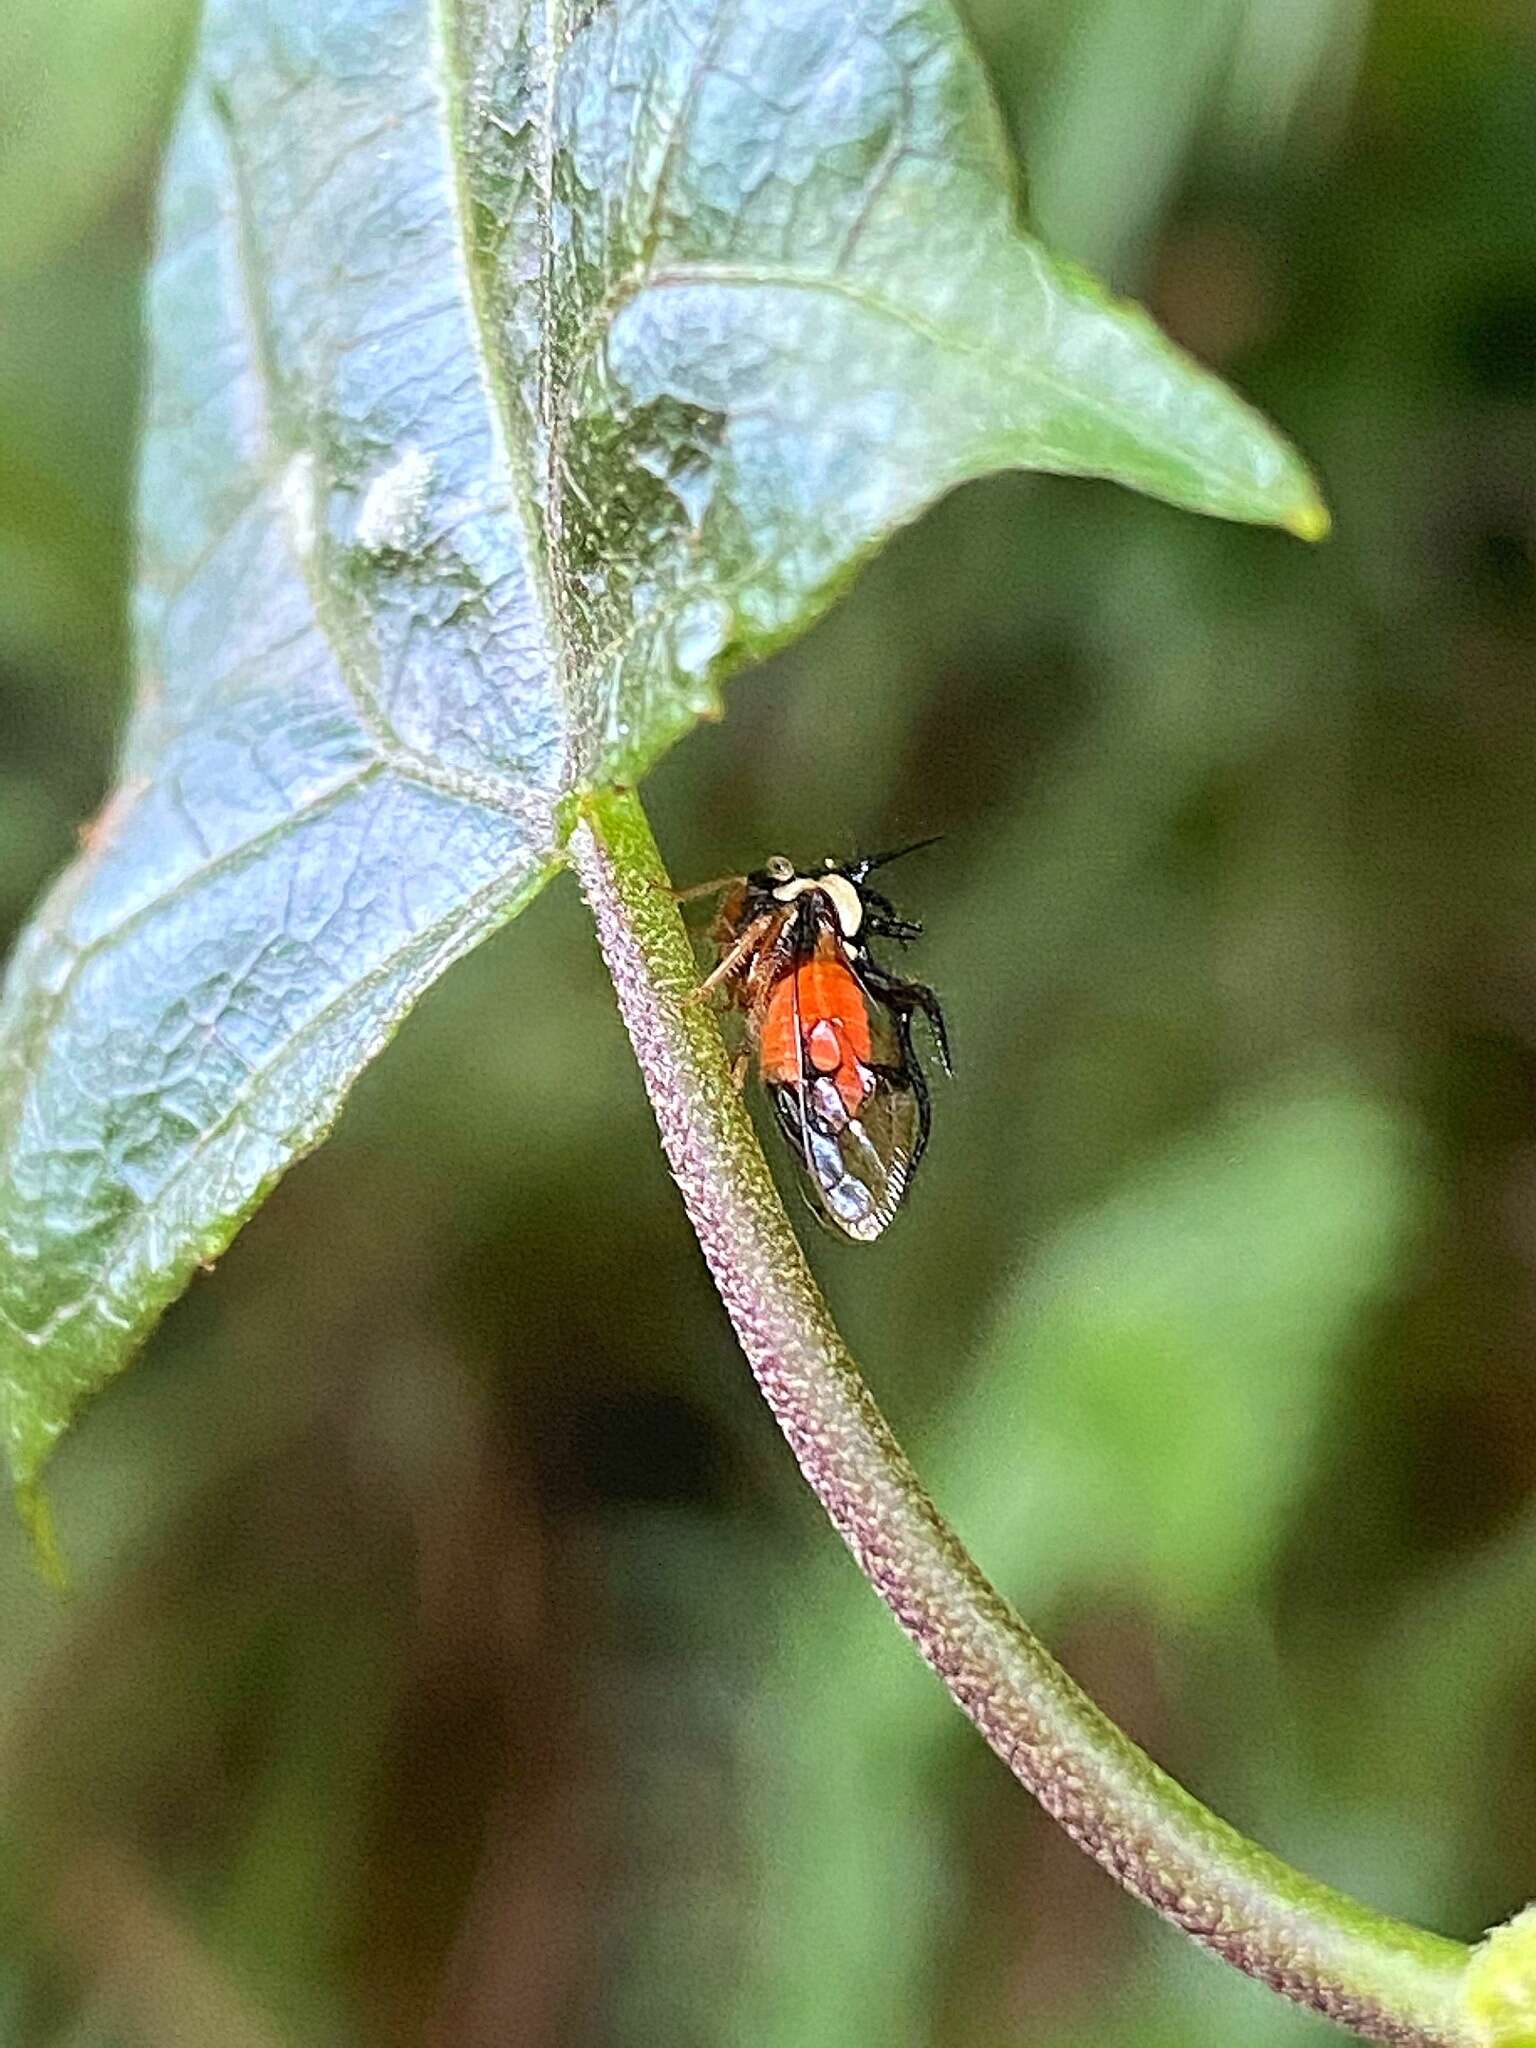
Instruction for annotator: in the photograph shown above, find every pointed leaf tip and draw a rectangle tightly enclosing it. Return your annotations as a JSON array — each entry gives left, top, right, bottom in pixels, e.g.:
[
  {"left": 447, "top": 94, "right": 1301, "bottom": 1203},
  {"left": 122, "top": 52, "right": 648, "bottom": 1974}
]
[{"left": 1287, "top": 490, "right": 1333, "bottom": 543}]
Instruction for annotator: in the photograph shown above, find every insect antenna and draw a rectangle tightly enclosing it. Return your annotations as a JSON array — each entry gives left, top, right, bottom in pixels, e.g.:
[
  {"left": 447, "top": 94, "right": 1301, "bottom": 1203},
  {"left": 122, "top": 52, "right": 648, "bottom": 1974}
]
[{"left": 848, "top": 833, "right": 943, "bottom": 883}]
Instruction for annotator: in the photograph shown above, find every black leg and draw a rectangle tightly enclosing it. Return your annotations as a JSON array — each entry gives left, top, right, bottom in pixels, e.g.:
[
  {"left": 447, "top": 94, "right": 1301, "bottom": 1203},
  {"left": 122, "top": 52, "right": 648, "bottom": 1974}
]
[
  {"left": 893, "top": 1010, "right": 934, "bottom": 1170},
  {"left": 908, "top": 983, "right": 953, "bottom": 1076},
  {"left": 860, "top": 960, "right": 953, "bottom": 1077},
  {"left": 865, "top": 912, "right": 923, "bottom": 946}
]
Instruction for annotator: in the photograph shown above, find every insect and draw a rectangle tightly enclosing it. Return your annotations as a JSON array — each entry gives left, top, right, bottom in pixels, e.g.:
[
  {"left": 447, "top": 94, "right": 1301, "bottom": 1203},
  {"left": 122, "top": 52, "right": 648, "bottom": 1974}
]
[{"left": 682, "top": 841, "right": 952, "bottom": 1242}]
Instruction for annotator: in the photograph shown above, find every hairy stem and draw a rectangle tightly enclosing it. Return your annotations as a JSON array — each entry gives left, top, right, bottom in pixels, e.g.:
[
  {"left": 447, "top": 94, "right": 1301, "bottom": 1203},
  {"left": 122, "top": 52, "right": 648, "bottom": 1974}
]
[{"left": 570, "top": 784, "right": 1475, "bottom": 2048}]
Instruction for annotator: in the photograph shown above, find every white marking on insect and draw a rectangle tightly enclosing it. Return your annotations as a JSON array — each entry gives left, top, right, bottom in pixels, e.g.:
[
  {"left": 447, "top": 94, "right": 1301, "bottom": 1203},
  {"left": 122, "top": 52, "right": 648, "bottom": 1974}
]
[{"left": 771, "top": 870, "right": 864, "bottom": 938}]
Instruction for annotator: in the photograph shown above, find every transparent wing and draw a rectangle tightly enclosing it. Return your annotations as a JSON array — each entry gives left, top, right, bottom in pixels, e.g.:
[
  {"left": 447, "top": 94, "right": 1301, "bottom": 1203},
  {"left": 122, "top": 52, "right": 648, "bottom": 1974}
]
[{"left": 769, "top": 1066, "right": 922, "bottom": 1243}]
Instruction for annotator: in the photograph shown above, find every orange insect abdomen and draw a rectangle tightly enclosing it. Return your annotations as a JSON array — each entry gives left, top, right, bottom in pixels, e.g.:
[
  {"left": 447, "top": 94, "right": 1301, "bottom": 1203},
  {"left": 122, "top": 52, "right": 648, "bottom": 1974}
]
[{"left": 759, "top": 957, "right": 873, "bottom": 1112}]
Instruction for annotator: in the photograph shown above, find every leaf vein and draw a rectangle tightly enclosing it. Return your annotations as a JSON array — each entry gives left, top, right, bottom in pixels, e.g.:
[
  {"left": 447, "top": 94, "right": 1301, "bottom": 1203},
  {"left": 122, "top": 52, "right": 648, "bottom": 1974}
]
[{"left": 46, "top": 852, "right": 553, "bottom": 1353}]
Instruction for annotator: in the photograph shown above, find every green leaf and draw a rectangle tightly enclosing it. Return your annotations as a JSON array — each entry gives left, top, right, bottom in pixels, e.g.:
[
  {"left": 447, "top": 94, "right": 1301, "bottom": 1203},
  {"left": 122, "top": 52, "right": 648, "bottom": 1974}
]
[
  {"left": 0, "top": 0, "right": 1326, "bottom": 1519},
  {"left": 957, "top": 1076, "right": 1420, "bottom": 1614}
]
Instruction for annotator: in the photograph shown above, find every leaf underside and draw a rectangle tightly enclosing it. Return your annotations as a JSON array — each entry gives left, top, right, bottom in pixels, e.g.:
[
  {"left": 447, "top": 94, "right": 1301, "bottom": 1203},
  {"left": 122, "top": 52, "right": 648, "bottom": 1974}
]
[{"left": 0, "top": 0, "right": 1326, "bottom": 1515}]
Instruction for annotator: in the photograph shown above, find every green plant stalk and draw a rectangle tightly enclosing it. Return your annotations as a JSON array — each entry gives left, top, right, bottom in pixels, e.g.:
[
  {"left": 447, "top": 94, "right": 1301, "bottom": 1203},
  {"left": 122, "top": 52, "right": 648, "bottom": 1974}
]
[{"left": 571, "top": 783, "right": 1477, "bottom": 2048}]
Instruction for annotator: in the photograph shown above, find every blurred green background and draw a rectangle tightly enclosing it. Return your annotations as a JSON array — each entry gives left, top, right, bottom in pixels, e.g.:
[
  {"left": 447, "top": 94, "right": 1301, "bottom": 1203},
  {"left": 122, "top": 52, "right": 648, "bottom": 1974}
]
[{"left": 2, "top": 0, "right": 1534, "bottom": 2042}]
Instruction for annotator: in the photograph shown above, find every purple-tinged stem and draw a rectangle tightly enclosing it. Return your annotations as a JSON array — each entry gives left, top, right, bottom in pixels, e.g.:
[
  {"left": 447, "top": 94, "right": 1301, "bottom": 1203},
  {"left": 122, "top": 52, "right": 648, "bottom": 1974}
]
[{"left": 570, "top": 786, "right": 1474, "bottom": 2048}]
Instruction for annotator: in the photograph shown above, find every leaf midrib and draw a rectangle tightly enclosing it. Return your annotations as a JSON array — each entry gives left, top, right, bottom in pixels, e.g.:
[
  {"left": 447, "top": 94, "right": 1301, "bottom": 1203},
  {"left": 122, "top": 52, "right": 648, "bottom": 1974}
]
[{"left": 433, "top": 0, "right": 569, "bottom": 756}]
